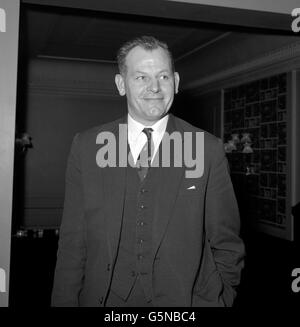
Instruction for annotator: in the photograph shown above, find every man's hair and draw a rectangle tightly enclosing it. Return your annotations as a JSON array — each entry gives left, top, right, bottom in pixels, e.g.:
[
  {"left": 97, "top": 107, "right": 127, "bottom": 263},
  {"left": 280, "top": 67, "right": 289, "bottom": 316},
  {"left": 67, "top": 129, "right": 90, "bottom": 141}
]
[{"left": 116, "top": 35, "right": 175, "bottom": 75}]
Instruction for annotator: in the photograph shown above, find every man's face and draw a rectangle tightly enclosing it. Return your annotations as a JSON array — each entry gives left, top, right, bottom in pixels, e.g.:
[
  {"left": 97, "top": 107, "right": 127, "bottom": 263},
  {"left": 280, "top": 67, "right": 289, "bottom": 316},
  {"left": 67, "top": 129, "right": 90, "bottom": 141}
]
[{"left": 115, "top": 46, "right": 180, "bottom": 125}]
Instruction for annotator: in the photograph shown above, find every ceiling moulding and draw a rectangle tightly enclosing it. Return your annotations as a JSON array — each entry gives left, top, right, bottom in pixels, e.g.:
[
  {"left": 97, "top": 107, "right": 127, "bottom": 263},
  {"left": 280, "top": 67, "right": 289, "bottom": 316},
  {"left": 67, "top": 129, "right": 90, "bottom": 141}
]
[
  {"left": 37, "top": 55, "right": 117, "bottom": 65},
  {"left": 184, "top": 40, "right": 300, "bottom": 96},
  {"left": 175, "top": 32, "right": 231, "bottom": 62},
  {"left": 28, "top": 80, "right": 119, "bottom": 98},
  {"left": 27, "top": 58, "right": 119, "bottom": 97}
]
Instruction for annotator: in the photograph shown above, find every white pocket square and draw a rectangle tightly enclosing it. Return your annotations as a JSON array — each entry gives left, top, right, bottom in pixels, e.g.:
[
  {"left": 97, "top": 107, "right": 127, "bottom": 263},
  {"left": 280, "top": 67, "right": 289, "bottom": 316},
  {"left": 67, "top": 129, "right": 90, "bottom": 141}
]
[{"left": 187, "top": 185, "right": 196, "bottom": 190}]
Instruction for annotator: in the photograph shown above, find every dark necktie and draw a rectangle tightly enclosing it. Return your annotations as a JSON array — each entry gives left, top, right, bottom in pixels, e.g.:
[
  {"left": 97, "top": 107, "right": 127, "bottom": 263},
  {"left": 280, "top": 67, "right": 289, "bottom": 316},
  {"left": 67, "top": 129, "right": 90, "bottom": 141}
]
[{"left": 137, "top": 128, "right": 153, "bottom": 181}]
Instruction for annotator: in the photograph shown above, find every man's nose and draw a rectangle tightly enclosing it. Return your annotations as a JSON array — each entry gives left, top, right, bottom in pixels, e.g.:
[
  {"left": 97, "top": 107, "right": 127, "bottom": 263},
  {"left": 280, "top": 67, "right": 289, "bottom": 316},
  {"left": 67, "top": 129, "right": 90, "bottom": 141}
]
[{"left": 148, "top": 78, "right": 160, "bottom": 93}]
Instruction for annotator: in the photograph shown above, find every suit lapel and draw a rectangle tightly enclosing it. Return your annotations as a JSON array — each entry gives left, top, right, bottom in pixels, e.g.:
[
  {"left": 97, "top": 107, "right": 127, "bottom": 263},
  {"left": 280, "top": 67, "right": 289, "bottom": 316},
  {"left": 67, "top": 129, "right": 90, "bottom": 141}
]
[
  {"left": 101, "top": 116, "right": 127, "bottom": 261},
  {"left": 152, "top": 114, "right": 185, "bottom": 258}
]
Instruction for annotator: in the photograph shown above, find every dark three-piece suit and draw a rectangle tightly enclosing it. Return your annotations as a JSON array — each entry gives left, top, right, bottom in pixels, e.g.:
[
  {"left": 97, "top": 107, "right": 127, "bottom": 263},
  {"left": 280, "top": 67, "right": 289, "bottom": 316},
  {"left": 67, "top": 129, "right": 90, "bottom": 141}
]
[{"left": 51, "top": 114, "right": 245, "bottom": 307}]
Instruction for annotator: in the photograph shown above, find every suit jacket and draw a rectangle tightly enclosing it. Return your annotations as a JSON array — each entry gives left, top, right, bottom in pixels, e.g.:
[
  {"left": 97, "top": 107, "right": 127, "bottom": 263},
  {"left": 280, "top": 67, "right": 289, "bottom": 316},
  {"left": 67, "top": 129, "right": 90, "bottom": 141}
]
[{"left": 51, "top": 114, "right": 245, "bottom": 307}]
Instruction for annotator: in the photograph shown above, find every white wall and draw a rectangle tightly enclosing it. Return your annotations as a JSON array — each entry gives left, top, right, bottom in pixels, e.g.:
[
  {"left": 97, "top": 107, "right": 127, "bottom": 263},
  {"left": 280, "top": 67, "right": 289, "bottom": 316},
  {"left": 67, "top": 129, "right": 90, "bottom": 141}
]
[{"left": 0, "top": 0, "right": 20, "bottom": 307}]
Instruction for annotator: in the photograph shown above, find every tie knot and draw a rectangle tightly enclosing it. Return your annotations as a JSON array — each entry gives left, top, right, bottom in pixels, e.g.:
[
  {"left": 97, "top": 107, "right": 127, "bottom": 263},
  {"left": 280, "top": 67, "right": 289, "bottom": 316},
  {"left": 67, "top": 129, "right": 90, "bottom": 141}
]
[{"left": 142, "top": 127, "right": 153, "bottom": 141}]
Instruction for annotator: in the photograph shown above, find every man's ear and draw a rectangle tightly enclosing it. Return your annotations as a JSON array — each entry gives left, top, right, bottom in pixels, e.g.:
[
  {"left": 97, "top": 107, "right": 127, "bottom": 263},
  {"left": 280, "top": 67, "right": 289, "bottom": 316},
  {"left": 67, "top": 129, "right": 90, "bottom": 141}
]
[
  {"left": 174, "top": 72, "right": 180, "bottom": 94},
  {"left": 115, "top": 74, "right": 126, "bottom": 96}
]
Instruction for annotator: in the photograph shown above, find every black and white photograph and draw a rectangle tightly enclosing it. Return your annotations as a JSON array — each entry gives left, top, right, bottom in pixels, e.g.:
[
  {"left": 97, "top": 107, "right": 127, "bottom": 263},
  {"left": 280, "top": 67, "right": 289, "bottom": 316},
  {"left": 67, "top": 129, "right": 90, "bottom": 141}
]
[{"left": 0, "top": 0, "right": 300, "bottom": 319}]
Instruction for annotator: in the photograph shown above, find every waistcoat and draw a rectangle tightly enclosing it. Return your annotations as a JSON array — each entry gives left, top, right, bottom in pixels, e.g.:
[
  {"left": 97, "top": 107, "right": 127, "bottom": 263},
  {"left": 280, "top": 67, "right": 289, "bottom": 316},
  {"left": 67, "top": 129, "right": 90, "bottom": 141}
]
[{"left": 110, "top": 163, "right": 160, "bottom": 301}]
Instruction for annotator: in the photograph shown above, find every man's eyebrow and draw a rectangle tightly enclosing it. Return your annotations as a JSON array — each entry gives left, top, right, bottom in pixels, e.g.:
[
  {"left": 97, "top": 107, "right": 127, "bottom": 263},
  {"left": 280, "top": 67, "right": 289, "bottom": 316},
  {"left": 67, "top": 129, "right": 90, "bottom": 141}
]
[
  {"left": 157, "top": 70, "right": 172, "bottom": 75},
  {"left": 134, "top": 69, "right": 172, "bottom": 75}
]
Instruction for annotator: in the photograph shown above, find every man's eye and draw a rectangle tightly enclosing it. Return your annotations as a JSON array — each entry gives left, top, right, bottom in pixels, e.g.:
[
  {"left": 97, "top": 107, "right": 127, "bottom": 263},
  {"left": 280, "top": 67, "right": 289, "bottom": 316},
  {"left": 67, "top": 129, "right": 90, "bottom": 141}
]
[
  {"left": 136, "top": 76, "right": 146, "bottom": 80},
  {"left": 160, "top": 75, "right": 169, "bottom": 80}
]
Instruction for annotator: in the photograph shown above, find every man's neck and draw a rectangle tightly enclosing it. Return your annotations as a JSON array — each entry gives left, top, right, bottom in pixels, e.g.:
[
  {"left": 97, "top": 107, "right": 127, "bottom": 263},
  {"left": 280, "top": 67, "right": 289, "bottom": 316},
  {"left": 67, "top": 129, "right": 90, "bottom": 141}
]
[{"left": 128, "top": 113, "right": 164, "bottom": 127}]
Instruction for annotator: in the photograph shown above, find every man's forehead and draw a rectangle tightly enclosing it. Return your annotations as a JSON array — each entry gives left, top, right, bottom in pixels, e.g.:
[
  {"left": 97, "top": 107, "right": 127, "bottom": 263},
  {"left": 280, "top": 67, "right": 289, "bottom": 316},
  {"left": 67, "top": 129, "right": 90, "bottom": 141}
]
[{"left": 125, "top": 46, "right": 172, "bottom": 70}]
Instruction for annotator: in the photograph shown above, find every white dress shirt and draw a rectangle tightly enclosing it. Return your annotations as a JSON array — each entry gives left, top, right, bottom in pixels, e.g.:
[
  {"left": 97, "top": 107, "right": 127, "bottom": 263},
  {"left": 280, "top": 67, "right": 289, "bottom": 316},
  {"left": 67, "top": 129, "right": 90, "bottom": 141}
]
[{"left": 127, "top": 113, "right": 169, "bottom": 165}]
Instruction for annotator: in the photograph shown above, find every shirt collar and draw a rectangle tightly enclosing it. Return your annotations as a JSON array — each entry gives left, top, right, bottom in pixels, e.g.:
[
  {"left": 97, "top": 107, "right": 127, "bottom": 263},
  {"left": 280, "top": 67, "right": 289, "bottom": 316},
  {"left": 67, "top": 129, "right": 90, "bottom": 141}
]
[{"left": 127, "top": 113, "right": 169, "bottom": 143}]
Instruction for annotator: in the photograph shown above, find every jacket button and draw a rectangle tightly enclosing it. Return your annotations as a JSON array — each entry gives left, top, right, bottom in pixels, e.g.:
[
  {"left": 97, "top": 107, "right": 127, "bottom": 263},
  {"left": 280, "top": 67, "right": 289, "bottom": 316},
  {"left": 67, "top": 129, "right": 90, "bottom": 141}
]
[
  {"left": 107, "top": 264, "right": 111, "bottom": 271},
  {"left": 99, "top": 296, "right": 103, "bottom": 304}
]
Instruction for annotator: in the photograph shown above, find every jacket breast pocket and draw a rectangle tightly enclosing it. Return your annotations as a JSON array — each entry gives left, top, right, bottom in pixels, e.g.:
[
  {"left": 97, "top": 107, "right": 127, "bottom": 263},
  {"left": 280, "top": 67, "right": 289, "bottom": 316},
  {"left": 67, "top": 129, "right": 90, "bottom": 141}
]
[{"left": 177, "top": 176, "right": 205, "bottom": 196}]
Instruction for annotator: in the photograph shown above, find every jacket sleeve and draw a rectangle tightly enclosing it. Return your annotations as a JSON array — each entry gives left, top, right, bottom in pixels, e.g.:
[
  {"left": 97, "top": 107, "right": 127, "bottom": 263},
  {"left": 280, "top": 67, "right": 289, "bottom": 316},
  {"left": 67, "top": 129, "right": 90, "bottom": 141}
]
[
  {"left": 51, "top": 134, "right": 87, "bottom": 306},
  {"left": 204, "top": 138, "right": 245, "bottom": 306}
]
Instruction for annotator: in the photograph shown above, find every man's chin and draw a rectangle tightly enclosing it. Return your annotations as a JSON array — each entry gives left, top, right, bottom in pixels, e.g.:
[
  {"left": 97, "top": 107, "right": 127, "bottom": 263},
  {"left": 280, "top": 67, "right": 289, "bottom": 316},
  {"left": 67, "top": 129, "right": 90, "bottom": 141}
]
[{"left": 147, "top": 107, "right": 166, "bottom": 118}]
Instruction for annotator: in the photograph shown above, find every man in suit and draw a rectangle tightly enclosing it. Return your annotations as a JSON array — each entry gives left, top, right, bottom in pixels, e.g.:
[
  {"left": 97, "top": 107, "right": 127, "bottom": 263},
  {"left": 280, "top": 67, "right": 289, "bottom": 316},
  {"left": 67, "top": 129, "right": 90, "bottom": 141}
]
[{"left": 51, "top": 36, "right": 245, "bottom": 307}]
